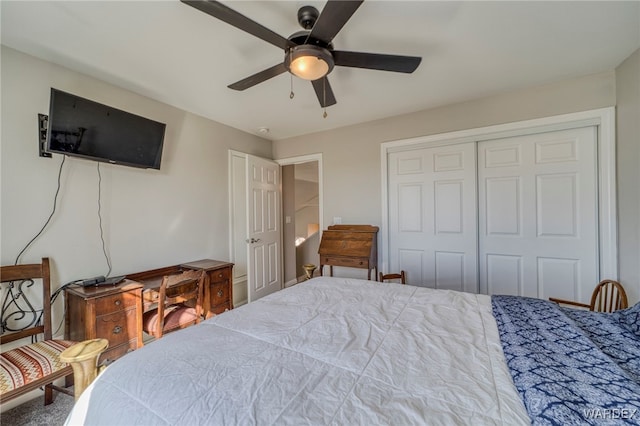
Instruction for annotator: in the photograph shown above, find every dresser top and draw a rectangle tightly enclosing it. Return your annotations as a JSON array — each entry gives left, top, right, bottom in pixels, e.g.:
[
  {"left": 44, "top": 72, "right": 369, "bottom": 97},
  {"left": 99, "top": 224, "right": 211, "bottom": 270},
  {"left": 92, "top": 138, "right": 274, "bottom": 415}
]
[
  {"left": 65, "top": 280, "right": 142, "bottom": 298},
  {"left": 180, "top": 259, "right": 234, "bottom": 271}
]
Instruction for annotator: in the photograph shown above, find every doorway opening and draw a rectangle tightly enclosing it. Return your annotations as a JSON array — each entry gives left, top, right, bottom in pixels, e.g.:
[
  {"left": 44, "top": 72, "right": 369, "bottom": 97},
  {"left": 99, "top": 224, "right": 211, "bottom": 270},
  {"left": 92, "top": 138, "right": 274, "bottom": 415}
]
[{"left": 278, "top": 154, "right": 323, "bottom": 287}]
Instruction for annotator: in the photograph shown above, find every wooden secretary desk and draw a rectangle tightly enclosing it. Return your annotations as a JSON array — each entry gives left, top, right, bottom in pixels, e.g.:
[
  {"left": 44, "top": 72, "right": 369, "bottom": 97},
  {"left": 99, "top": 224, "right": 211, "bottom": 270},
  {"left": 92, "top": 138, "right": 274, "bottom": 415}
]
[{"left": 318, "top": 225, "right": 379, "bottom": 280}]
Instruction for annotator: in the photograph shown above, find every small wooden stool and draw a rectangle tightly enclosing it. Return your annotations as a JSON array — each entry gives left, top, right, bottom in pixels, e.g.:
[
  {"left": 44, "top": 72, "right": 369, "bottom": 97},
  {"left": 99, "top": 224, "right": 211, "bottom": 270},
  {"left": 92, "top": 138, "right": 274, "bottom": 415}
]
[{"left": 59, "top": 338, "right": 109, "bottom": 400}]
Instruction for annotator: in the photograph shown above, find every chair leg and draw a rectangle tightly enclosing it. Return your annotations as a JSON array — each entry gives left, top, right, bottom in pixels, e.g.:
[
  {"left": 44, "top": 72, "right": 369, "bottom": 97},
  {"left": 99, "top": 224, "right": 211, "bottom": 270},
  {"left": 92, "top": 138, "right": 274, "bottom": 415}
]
[{"left": 44, "top": 383, "right": 54, "bottom": 405}]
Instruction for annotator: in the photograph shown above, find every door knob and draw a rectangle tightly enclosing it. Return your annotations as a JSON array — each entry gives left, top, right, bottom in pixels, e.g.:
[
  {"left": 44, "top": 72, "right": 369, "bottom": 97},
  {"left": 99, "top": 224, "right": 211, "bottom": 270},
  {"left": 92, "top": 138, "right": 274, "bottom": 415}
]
[{"left": 245, "top": 238, "right": 261, "bottom": 243}]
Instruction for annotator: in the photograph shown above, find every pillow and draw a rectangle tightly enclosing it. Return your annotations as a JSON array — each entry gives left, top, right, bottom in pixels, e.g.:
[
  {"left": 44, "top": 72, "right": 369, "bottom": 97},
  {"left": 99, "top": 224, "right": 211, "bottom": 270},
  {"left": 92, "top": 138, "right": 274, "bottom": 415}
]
[{"left": 615, "top": 301, "right": 640, "bottom": 336}]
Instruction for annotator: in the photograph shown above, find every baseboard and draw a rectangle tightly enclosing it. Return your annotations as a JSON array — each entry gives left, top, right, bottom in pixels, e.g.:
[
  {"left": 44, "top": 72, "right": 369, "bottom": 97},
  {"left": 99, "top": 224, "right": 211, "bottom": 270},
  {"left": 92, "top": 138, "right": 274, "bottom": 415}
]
[
  {"left": 284, "top": 278, "right": 298, "bottom": 288},
  {"left": 233, "top": 278, "right": 247, "bottom": 307}
]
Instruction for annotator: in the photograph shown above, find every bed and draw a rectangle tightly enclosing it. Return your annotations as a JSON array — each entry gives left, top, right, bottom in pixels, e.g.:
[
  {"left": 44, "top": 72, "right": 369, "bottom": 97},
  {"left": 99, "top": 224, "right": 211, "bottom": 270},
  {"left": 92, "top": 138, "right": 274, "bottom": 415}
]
[{"left": 65, "top": 276, "right": 640, "bottom": 425}]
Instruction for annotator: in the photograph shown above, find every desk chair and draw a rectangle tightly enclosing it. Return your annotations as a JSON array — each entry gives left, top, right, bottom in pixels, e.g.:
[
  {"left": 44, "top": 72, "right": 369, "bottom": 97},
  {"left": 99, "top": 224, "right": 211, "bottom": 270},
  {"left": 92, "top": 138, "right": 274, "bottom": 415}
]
[
  {"left": 0, "top": 258, "right": 76, "bottom": 405},
  {"left": 379, "top": 271, "right": 406, "bottom": 284},
  {"left": 142, "top": 270, "right": 205, "bottom": 338},
  {"left": 549, "top": 279, "right": 628, "bottom": 313}
]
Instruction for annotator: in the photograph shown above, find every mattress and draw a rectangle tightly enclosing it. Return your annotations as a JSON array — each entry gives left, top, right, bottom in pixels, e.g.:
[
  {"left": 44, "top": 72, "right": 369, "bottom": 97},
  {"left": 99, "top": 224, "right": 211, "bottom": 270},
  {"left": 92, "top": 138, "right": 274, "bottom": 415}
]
[{"left": 65, "top": 276, "right": 529, "bottom": 425}]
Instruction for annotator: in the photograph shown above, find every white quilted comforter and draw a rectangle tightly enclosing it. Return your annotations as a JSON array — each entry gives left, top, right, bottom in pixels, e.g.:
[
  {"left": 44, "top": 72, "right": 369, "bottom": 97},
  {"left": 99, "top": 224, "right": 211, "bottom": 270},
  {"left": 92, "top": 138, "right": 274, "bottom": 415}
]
[{"left": 66, "top": 277, "right": 528, "bottom": 425}]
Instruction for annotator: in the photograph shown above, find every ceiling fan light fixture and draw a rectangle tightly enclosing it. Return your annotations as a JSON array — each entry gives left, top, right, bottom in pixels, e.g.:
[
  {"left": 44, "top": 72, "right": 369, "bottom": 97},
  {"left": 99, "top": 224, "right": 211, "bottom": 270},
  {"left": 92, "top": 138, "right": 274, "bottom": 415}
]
[{"left": 285, "top": 45, "right": 334, "bottom": 81}]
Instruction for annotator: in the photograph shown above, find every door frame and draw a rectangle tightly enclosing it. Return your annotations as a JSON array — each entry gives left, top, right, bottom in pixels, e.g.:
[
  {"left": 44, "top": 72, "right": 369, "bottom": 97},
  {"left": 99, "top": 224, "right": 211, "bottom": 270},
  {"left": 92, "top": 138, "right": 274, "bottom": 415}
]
[
  {"left": 229, "top": 151, "right": 325, "bottom": 304},
  {"left": 380, "top": 107, "right": 617, "bottom": 281}
]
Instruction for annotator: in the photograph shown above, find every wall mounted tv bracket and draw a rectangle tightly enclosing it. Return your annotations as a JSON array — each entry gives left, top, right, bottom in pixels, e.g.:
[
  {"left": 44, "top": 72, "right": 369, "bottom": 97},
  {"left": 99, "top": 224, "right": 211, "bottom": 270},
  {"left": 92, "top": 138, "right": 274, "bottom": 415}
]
[{"left": 38, "top": 114, "right": 52, "bottom": 158}]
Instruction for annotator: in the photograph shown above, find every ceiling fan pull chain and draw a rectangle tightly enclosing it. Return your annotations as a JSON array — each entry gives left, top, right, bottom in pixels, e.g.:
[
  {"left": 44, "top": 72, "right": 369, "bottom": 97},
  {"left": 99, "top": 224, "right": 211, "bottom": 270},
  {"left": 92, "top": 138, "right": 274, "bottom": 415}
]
[
  {"left": 290, "top": 75, "right": 295, "bottom": 99},
  {"left": 323, "top": 78, "right": 328, "bottom": 118},
  {"left": 289, "top": 50, "right": 295, "bottom": 99}
]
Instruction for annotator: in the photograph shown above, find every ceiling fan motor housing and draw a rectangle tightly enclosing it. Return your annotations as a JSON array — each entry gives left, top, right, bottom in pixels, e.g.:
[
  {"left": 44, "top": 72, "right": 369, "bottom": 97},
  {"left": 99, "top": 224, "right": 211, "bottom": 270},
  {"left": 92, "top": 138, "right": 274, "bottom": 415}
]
[{"left": 297, "top": 6, "right": 319, "bottom": 30}]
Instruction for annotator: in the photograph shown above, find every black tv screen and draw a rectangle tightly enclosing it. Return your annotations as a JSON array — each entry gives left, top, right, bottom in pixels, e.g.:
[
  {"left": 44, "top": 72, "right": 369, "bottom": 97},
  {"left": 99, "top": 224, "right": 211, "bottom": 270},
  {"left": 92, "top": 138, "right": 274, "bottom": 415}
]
[{"left": 46, "top": 88, "right": 166, "bottom": 169}]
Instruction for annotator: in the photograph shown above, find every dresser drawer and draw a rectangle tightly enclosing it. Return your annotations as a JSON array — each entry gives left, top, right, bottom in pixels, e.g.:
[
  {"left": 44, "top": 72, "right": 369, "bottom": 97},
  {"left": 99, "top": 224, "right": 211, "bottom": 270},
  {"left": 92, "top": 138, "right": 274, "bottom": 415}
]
[
  {"left": 208, "top": 267, "right": 230, "bottom": 283},
  {"left": 95, "top": 308, "right": 139, "bottom": 346},
  {"left": 321, "top": 256, "right": 369, "bottom": 269},
  {"left": 94, "top": 291, "right": 138, "bottom": 315},
  {"left": 210, "top": 281, "right": 230, "bottom": 307},
  {"left": 209, "top": 303, "right": 230, "bottom": 315}
]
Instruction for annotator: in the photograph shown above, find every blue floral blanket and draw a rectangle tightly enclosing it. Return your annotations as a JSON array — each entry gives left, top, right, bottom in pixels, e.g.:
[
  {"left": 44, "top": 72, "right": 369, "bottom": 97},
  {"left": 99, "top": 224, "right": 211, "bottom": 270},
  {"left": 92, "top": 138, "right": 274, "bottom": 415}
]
[{"left": 492, "top": 296, "right": 640, "bottom": 425}]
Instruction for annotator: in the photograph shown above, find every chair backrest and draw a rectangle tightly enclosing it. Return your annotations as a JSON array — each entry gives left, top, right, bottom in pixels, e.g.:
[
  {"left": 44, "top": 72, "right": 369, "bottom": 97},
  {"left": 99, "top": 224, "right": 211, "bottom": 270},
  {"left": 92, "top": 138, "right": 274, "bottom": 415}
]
[
  {"left": 379, "top": 271, "right": 406, "bottom": 284},
  {"left": 153, "top": 269, "right": 205, "bottom": 337},
  {"left": 0, "top": 258, "right": 52, "bottom": 344},
  {"left": 590, "top": 279, "right": 628, "bottom": 312}
]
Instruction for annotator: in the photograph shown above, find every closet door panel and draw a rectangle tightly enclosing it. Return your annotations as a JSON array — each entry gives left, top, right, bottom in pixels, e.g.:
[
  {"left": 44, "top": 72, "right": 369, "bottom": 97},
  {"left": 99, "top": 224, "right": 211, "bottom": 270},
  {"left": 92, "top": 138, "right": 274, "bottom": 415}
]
[
  {"left": 478, "top": 127, "right": 598, "bottom": 301},
  {"left": 388, "top": 143, "right": 477, "bottom": 291}
]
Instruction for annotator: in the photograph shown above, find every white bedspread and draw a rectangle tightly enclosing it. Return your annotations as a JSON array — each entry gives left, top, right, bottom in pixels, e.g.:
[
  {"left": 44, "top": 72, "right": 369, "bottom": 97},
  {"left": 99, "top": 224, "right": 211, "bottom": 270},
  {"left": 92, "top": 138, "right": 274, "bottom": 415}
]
[{"left": 66, "top": 277, "right": 529, "bottom": 425}]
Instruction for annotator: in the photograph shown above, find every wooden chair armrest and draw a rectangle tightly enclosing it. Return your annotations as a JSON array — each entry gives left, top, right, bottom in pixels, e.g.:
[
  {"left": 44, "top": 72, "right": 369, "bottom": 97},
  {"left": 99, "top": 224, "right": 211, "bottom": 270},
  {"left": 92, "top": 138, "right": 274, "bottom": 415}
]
[
  {"left": 548, "top": 297, "right": 591, "bottom": 309},
  {"left": 59, "top": 338, "right": 109, "bottom": 400}
]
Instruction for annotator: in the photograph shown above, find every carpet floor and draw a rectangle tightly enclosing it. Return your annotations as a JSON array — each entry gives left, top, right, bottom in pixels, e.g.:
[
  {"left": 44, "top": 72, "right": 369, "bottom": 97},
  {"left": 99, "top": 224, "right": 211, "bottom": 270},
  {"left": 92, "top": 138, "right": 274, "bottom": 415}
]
[{"left": 1, "top": 393, "right": 75, "bottom": 426}]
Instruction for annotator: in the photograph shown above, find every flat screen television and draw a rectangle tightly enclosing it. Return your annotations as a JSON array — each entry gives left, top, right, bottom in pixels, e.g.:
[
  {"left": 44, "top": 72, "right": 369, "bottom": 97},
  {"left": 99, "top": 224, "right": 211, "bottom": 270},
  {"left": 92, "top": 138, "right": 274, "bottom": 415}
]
[{"left": 46, "top": 88, "right": 166, "bottom": 169}]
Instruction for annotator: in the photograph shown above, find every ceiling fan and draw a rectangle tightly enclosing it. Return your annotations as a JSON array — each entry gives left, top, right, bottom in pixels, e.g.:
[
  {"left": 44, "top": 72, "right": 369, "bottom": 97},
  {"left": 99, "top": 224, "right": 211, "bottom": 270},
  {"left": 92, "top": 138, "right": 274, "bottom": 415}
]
[{"left": 180, "top": 0, "right": 422, "bottom": 111}]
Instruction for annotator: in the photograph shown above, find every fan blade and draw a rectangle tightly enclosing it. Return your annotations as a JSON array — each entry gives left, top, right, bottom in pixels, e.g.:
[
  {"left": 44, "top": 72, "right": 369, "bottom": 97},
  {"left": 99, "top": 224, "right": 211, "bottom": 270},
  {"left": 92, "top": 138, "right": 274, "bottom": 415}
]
[
  {"left": 309, "top": 0, "right": 363, "bottom": 43},
  {"left": 181, "top": 0, "right": 295, "bottom": 50},
  {"left": 228, "top": 63, "right": 288, "bottom": 91},
  {"left": 333, "top": 51, "right": 421, "bottom": 73},
  {"left": 311, "top": 77, "right": 337, "bottom": 107}
]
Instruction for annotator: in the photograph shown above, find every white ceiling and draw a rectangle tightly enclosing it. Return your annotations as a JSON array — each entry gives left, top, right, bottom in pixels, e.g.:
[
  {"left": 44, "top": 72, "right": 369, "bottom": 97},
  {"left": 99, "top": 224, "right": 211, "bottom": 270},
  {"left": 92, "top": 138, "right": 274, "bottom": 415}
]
[{"left": 2, "top": 1, "right": 639, "bottom": 140}]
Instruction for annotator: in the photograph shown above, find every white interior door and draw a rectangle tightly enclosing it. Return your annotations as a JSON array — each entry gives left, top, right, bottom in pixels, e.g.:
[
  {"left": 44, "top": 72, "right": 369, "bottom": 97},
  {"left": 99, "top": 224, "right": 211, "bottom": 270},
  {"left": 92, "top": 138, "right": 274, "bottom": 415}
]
[
  {"left": 247, "top": 155, "right": 282, "bottom": 302},
  {"left": 478, "top": 127, "right": 598, "bottom": 301},
  {"left": 388, "top": 143, "right": 478, "bottom": 291}
]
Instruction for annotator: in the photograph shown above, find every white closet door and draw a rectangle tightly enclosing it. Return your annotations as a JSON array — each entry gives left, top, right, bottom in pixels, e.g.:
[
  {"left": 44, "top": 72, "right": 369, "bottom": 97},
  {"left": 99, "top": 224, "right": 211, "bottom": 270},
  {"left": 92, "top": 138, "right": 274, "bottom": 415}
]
[
  {"left": 388, "top": 143, "right": 478, "bottom": 291},
  {"left": 478, "top": 127, "right": 598, "bottom": 302}
]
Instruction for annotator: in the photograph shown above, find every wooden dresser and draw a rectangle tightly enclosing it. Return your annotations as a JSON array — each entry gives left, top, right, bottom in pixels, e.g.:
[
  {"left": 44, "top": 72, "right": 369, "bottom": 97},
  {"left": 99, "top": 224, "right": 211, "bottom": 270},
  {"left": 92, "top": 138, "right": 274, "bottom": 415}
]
[
  {"left": 65, "top": 281, "right": 144, "bottom": 365},
  {"left": 318, "top": 225, "right": 379, "bottom": 280},
  {"left": 180, "top": 259, "right": 234, "bottom": 318}
]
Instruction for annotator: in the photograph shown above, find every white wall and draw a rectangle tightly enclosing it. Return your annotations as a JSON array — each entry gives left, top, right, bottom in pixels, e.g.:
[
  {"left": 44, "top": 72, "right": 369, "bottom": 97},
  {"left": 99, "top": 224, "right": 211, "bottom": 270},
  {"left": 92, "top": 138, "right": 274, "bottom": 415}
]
[
  {"left": 1, "top": 46, "right": 271, "bottom": 335},
  {"left": 273, "top": 70, "right": 616, "bottom": 227},
  {"left": 272, "top": 69, "right": 639, "bottom": 292},
  {"left": 615, "top": 48, "right": 640, "bottom": 304}
]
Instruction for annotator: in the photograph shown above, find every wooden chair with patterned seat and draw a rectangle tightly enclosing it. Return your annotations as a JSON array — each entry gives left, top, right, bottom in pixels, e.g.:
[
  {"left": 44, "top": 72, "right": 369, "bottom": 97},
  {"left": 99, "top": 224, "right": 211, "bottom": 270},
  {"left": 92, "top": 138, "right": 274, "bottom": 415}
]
[
  {"left": 142, "top": 269, "right": 206, "bottom": 339},
  {"left": 379, "top": 271, "right": 406, "bottom": 284},
  {"left": 549, "top": 279, "right": 629, "bottom": 313},
  {"left": 0, "top": 258, "right": 77, "bottom": 405}
]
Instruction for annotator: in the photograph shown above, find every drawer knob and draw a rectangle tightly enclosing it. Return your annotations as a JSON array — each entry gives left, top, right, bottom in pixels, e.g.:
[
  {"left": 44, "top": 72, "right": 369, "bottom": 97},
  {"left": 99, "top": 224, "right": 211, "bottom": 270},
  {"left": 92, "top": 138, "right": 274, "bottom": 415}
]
[
  {"left": 218, "top": 273, "right": 223, "bottom": 278},
  {"left": 217, "top": 289, "right": 224, "bottom": 297},
  {"left": 113, "top": 325, "right": 123, "bottom": 334},
  {"left": 114, "top": 300, "right": 121, "bottom": 306}
]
